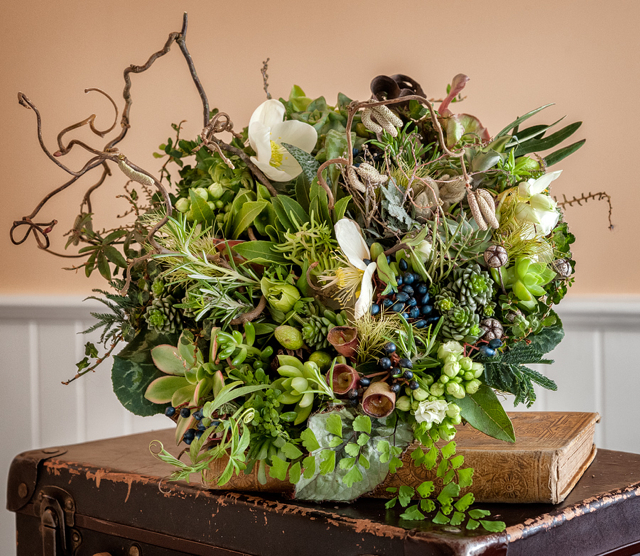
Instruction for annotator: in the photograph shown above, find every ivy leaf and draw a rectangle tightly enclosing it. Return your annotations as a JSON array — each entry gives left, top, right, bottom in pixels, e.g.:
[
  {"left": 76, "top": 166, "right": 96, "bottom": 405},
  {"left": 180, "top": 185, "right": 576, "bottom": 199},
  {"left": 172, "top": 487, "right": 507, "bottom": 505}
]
[
  {"left": 353, "top": 415, "right": 371, "bottom": 434},
  {"left": 300, "top": 428, "right": 320, "bottom": 452},
  {"left": 398, "top": 485, "right": 415, "bottom": 508},
  {"left": 325, "top": 413, "right": 343, "bottom": 438},
  {"left": 480, "top": 520, "right": 507, "bottom": 532},
  {"left": 458, "top": 468, "right": 474, "bottom": 488},
  {"left": 344, "top": 443, "right": 360, "bottom": 457},
  {"left": 268, "top": 456, "right": 290, "bottom": 481},
  {"left": 342, "top": 465, "right": 363, "bottom": 487},
  {"left": 399, "top": 505, "right": 425, "bottom": 521}
]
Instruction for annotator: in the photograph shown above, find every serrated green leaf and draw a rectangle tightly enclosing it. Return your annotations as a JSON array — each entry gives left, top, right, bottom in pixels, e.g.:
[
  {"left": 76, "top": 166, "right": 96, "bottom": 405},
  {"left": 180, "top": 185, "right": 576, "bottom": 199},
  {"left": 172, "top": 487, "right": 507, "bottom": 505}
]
[
  {"left": 232, "top": 200, "right": 268, "bottom": 239},
  {"left": 437, "top": 482, "right": 460, "bottom": 506},
  {"left": 436, "top": 458, "right": 449, "bottom": 478},
  {"left": 398, "top": 485, "right": 415, "bottom": 507},
  {"left": 468, "top": 509, "right": 491, "bottom": 519},
  {"left": 282, "top": 442, "right": 303, "bottom": 460},
  {"left": 289, "top": 461, "right": 301, "bottom": 484},
  {"left": 450, "top": 455, "right": 464, "bottom": 469},
  {"left": 417, "top": 481, "right": 434, "bottom": 498},
  {"left": 344, "top": 443, "right": 360, "bottom": 457},
  {"left": 328, "top": 436, "right": 343, "bottom": 448},
  {"left": 420, "top": 498, "right": 435, "bottom": 513},
  {"left": 342, "top": 465, "right": 363, "bottom": 487},
  {"left": 432, "top": 511, "right": 450, "bottom": 525},
  {"left": 268, "top": 456, "right": 290, "bottom": 481},
  {"left": 319, "top": 450, "right": 336, "bottom": 475},
  {"left": 385, "top": 497, "right": 397, "bottom": 509},
  {"left": 353, "top": 415, "right": 371, "bottom": 434},
  {"left": 454, "top": 492, "right": 475, "bottom": 512},
  {"left": 466, "top": 519, "right": 480, "bottom": 530},
  {"left": 300, "top": 428, "right": 320, "bottom": 452},
  {"left": 458, "top": 468, "right": 474, "bottom": 488},
  {"left": 357, "top": 433, "right": 370, "bottom": 447},
  {"left": 452, "top": 384, "right": 515, "bottom": 442},
  {"left": 441, "top": 441, "right": 457, "bottom": 459},
  {"left": 480, "top": 520, "right": 506, "bottom": 532},
  {"left": 423, "top": 446, "right": 438, "bottom": 470},
  {"left": 325, "top": 413, "right": 343, "bottom": 438},
  {"left": 399, "top": 504, "right": 425, "bottom": 521},
  {"left": 450, "top": 511, "right": 465, "bottom": 526}
]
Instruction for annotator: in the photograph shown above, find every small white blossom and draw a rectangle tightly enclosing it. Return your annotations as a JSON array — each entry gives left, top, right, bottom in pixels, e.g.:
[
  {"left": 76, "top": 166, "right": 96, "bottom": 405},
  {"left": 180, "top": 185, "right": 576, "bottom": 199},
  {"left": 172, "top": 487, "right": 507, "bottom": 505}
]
[{"left": 414, "top": 400, "right": 449, "bottom": 425}]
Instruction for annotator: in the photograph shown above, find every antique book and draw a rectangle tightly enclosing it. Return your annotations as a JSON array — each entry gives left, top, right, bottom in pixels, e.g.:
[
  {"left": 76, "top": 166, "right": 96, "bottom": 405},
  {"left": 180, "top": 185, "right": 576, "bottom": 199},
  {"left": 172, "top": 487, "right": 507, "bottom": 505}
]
[{"left": 203, "top": 412, "right": 600, "bottom": 504}]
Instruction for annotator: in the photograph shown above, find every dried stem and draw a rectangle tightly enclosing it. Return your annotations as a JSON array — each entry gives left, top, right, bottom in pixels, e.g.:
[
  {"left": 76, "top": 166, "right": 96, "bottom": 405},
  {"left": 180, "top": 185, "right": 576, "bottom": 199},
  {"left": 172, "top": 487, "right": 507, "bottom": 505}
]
[
  {"left": 261, "top": 58, "right": 272, "bottom": 99},
  {"left": 230, "top": 295, "right": 267, "bottom": 325},
  {"left": 556, "top": 191, "right": 614, "bottom": 230}
]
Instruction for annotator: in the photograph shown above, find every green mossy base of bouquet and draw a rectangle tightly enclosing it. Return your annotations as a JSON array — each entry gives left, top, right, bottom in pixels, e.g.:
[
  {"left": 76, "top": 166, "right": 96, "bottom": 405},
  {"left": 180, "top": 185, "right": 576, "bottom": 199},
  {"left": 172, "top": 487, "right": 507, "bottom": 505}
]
[{"left": 64, "top": 67, "right": 591, "bottom": 534}]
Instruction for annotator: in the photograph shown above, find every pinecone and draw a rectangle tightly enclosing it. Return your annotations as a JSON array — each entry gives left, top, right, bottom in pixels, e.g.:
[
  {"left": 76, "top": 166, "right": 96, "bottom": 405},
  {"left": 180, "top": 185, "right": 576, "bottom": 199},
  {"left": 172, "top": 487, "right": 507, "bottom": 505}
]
[
  {"left": 301, "top": 315, "right": 336, "bottom": 350},
  {"left": 144, "top": 295, "right": 182, "bottom": 334},
  {"left": 441, "top": 306, "right": 481, "bottom": 342},
  {"left": 448, "top": 264, "right": 494, "bottom": 312}
]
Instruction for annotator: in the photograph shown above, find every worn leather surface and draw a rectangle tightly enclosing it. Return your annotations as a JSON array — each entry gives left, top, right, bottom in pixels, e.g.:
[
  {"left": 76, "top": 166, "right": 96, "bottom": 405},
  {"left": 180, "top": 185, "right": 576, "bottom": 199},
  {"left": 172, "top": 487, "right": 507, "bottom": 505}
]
[{"left": 7, "top": 427, "right": 640, "bottom": 556}]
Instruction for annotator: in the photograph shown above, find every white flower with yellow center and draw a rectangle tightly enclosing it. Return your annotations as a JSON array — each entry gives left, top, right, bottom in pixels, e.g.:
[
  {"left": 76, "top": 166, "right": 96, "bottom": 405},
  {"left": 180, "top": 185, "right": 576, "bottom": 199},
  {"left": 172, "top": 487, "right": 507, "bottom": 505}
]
[
  {"left": 321, "top": 219, "right": 377, "bottom": 320},
  {"left": 248, "top": 99, "right": 318, "bottom": 182},
  {"left": 515, "top": 170, "right": 563, "bottom": 236}
]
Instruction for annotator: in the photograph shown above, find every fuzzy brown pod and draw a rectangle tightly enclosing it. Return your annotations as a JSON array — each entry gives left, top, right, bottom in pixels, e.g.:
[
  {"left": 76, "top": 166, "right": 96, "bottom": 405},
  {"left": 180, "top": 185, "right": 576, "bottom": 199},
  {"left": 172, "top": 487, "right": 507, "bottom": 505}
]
[
  {"left": 327, "top": 326, "right": 359, "bottom": 359},
  {"left": 326, "top": 364, "right": 359, "bottom": 395},
  {"left": 361, "top": 382, "right": 396, "bottom": 418}
]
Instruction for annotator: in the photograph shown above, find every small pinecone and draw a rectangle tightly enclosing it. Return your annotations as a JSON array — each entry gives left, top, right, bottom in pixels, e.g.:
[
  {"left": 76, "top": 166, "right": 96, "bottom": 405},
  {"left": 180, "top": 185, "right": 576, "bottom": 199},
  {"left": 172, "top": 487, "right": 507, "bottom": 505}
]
[
  {"left": 441, "top": 306, "right": 481, "bottom": 342},
  {"left": 480, "top": 318, "right": 503, "bottom": 341},
  {"left": 301, "top": 315, "right": 335, "bottom": 350},
  {"left": 484, "top": 245, "right": 508, "bottom": 268},
  {"left": 448, "top": 264, "right": 494, "bottom": 312},
  {"left": 144, "top": 295, "right": 182, "bottom": 334}
]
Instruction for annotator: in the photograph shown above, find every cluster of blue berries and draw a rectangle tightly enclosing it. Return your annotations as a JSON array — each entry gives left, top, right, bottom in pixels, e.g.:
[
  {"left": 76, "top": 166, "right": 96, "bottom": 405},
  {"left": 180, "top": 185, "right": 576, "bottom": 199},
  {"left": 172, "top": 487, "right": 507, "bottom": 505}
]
[
  {"left": 165, "top": 406, "right": 220, "bottom": 445},
  {"left": 478, "top": 338, "right": 503, "bottom": 358},
  {"left": 378, "top": 341, "right": 420, "bottom": 392},
  {"left": 371, "top": 260, "right": 440, "bottom": 328}
]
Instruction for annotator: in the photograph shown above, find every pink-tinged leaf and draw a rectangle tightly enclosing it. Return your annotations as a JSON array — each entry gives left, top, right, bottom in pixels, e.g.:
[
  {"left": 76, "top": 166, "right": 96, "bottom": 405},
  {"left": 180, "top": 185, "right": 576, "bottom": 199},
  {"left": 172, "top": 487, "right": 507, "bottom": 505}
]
[
  {"left": 177, "top": 333, "right": 198, "bottom": 367},
  {"left": 439, "top": 74, "right": 470, "bottom": 116},
  {"left": 193, "top": 378, "right": 212, "bottom": 406},
  {"left": 144, "top": 376, "right": 189, "bottom": 404},
  {"left": 446, "top": 114, "right": 490, "bottom": 148},
  {"left": 213, "top": 371, "right": 225, "bottom": 397},
  {"left": 175, "top": 415, "right": 195, "bottom": 445},
  {"left": 151, "top": 345, "right": 188, "bottom": 375},
  {"left": 172, "top": 383, "right": 197, "bottom": 408}
]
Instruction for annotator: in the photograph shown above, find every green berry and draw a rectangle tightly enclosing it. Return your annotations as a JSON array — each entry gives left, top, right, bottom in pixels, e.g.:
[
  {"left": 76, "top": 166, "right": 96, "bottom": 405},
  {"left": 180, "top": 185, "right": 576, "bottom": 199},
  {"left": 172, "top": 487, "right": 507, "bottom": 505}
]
[{"left": 274, "top": 325, "right": 303, "bottom": 350}]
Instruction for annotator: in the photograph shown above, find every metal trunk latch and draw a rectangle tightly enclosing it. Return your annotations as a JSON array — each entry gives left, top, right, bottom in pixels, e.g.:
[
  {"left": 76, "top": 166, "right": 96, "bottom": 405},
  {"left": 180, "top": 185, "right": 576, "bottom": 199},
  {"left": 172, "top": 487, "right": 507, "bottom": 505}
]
[{"left": 34, "top": 486, "right": 81, "bottom": 556}]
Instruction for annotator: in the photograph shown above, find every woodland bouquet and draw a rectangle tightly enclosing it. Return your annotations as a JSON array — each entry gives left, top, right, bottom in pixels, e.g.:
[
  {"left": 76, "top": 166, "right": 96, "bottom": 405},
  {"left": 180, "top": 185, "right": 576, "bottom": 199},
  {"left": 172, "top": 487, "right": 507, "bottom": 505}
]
[{"left": 13, "top": 15, "right": 609, "bottom": 531}]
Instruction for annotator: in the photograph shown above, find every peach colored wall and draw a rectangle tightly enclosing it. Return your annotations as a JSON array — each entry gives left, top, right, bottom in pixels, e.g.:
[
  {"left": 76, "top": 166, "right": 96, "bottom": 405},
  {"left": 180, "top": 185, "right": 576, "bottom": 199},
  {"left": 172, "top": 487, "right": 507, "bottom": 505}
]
[{"left": 0, "top": 0, "right": 636, "bottom": 295}]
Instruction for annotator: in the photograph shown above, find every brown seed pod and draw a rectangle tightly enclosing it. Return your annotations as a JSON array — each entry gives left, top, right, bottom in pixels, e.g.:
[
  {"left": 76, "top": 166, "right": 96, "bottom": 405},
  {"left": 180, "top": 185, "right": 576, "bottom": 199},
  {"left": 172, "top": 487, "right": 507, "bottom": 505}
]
[
  {"left": 552, "top": 258, "right": 572, "bottom": 278},
  {"left": 480, "top": 318, "right": 504, "bottom": 341},
  {"left": 475, "top": 189, "right": 500, "bottom": 229},
  {"left": 466, "top": 189, "right": 488, "bottom": 230},
  {"left": 326, "top": 363, "right": 359, "bottom": 395},
  {"left": 484, "top": 245, "right": 508, "bottom": 268},
  {"left": 374, "top": 104, "right": 403, "bottom": 128},
  {"left": 439, "top": 175, "right": 467, "bottom": 204},
  {"left": 327, "top": 326, "right": 359, "bottom": 359},
  {"left": 361, "top": 381, "right": 396, "bottom": 418},
  {"left": 347, "top": 166, "right": 366, "bottom": 193},
  {"left": 356, "top": 162, "right": 389, "bottom": 185}
]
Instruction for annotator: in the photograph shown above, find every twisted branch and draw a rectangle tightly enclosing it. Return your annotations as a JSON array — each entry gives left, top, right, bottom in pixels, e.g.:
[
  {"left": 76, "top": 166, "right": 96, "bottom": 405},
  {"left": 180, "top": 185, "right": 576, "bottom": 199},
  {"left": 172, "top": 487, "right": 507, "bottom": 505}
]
[{"left": 556, "top": 191, "right": 614, "bottom": 230}]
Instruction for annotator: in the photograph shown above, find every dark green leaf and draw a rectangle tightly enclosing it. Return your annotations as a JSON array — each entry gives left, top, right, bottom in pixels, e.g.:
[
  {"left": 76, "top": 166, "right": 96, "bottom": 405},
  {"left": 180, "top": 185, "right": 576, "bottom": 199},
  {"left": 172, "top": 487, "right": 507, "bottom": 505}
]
[
  {"left": 97, "top": 252, "right": 111, "bottom": 281},
  {"left": 295, "top": 176, "right": 311, "bottom": 214},
  {"left": 189, "top": 190, "right": 215, "bottom": 223},
  {"left": 452, "top": 383, "right": 516, "bottom": 443},
  {"left": 544, "top": 139, "right": 586, "bottom": 167},
  {"left": 232, "top": 201, "right": 268, "bottom": 239},
  {"left": 104, "top": 246, "right": 127, "bottom": 268},
  {"left": 333, "top": 195, "right": 351, "bottom": 223},
  {"left": 273, "top": 196, "right": 310, "bottom": 229},
  {"left": 496, "top": 104, "right": 554, "bottom": 137},
  {"left": 514, "top": 122, "right": 582, "bottom": 156},
  {"left": 232, "top": 241, "right": 288, "bottom": 265},
  {"left": 281, "top": 142, "right": 320, "bottom": 187}
]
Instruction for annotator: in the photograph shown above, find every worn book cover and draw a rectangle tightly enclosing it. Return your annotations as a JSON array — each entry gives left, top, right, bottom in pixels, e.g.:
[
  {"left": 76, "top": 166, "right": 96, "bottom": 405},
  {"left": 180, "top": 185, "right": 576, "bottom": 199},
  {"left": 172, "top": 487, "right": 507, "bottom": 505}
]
[{"left": 203, "top": 412, "right": 600, "bottom": 504}]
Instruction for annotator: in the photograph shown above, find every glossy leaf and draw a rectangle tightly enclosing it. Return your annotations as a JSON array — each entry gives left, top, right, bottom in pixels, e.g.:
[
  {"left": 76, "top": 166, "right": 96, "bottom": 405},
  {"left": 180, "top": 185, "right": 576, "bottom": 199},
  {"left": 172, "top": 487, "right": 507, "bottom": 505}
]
[
  {"left": 514, "top": 122, "right": 582, "bottom": 157},
  {"left": 496, "top": 104, "right": 554, "bottom": 137},
  {"left": 544, "top": 139, "right": 586, "bottom": 167},
  {"left": 232, "top": 201, "right": 268, "bottom": 239},
  {"left": 189, "top": 189, "right": 215, "bottom": 223}
]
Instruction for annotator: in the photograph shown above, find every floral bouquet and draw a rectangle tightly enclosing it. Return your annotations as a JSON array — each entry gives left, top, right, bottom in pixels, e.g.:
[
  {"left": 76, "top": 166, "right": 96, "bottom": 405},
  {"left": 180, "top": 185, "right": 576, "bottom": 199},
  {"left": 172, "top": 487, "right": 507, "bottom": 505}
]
[{"left": 12, "top": 15, "right": 609, "bottom": 531}]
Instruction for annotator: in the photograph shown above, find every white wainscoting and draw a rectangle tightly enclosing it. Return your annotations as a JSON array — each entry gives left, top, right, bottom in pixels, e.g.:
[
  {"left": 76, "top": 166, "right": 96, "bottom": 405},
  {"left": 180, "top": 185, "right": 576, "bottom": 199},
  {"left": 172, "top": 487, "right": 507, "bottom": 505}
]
[{"left": 1, "top": 296, "right": 639, "bottom": 554}]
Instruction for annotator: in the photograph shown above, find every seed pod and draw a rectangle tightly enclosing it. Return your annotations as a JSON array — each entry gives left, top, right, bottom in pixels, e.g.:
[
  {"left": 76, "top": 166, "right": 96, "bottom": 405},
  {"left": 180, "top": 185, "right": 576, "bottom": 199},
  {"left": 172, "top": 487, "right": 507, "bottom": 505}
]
[
  {"left": 480, "top": 318, "right": 503, "bottom": 341},
  {"left": 484, "top": 245, "right": 508, "bottom": 268},
  {"left": 356, "top": 163, "right": 388, "bottom": 185},
  {"left": 439, "top": 176, "right": 467, "bottom": 204},
  {"left": 373, "top": 109, "right": 399, "bottom": 137},
  {"left": 327, "top": 326, "right": 359, "bottom": 359},
  {"left": 361, "top": 108, "right": 383, "bottom": 134},
  {"left": 475, "top": 189, "right": 500, "bottom": 229},
  {"left": 326, "top": 364, "right": 359, "bottom": 395},
  {"left": 374, "top": 104, "right": 403, "bottom": 128},
  {"left": 552, "top": 258, "right": 572, "bottom": 278},
  {"left": 361, "top": 382, "right": 396, "bottom": 418},
  {"left": 118, "top": 159, "right": 155, "bottom": 187},
  {"left": 347, "top": 166, "right": 366, "bottom": 193},
  {"left": 466, "top": 189, "right": 488, "bottom": 230}
]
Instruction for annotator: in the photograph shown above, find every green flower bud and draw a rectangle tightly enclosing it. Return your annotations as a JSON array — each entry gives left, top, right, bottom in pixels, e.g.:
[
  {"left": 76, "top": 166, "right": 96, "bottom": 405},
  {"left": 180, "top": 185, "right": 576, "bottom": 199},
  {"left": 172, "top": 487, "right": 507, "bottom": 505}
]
[
  {"left": 460, "top": 357, "right": 473, "bottom": 371},
  {"left": 193, "top": 187, "right": 209, "bottom": 200},
  {"left": 439, "top": 423, "right": 457, "bottom": 441},
  {"left": 446, "top": 403, "right": 461, "bottom": 418},
  {"left": 215, "top": 200, "right": 225, "bottom": 209},
  {"left": 446, "top": 382, "right": 465, "bottom": 399},
  {"left": 428, "top": 395, "right": 440, "bottom": 402},
  {"left": 413, "top": 388, "right": 429, "bottom": 401},
  {"left": 422, "top": 375, "right": 434, "bottom": 387},
  {"left": 274, "top": 326, "right": 303, "bottom": 350},
  {"left": 207, "top": 201, "right": 216, "bottom": 212},
  {"left": 208, "top": 182, "right": 225, "bottom": 200},
  {"left": 266, "top": 283, "right": 300, "bottom": 313},
  {"left": 463, "top": 371, "right": 475, "bottom": 381},
  {"left": 439, "top": 374, "right": 449, "bottom": 384},
  {"left": 449, "top": 413, "right": 462, "bottom": 425},
  {"left": 396, "top": 395, "right": 411, "bottom": 411},
  {"left": 437, "top": 341, "right": 464, "bottom": 361},
  {"left": 430, "top": 382, "right": 445, "bottom": 397},
  {"left": 308, "top": 351, "right": 332, "bottom": 372},
  {"left": 443, "top": 360, "right": 461, "bottom": 377},
  {"left": 411, "top": 400, "right": 420, "bottom": 411},
  {"left": 465, "top": 379, "right": 481, "bottom": 394},
  {"left": 451, "top": 376, "right": 463, "bottom": 383},
  {"left": 175, "top": 198, "right": 190, "bottom": 213}
]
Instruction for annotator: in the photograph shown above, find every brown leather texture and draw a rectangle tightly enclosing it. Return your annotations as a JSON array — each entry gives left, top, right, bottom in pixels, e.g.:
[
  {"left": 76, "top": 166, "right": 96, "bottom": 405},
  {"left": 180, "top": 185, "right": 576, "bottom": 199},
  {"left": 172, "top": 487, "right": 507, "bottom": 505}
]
[{"left": 7, "top": 427, "right": 640, "bottom": 556}]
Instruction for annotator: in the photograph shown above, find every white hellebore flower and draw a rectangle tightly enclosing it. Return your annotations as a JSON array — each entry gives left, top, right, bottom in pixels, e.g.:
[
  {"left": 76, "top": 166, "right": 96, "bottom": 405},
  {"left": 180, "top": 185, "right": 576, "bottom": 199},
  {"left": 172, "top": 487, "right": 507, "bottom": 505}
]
[
  {"left": 327, "top": 219, "right": 377, "bottom": 320},
  {"left": 414, "top": 400, "right": 449, "bottom": 425},
  {"left": 248, "top": 99, "right": 318, "bottom": 182},
  {"left": 515, "top": 170, "right": 563, "bottom": 236}
]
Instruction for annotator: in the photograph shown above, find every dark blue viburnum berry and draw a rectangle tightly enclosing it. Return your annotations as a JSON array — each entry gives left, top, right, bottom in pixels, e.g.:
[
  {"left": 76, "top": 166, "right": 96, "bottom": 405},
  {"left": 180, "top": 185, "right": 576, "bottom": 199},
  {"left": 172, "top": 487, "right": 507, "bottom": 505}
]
[
  {"left": 180, "top": 408, "right": 191, "bottom": 418},
  {"left": 421, "top": 304, "right": 433, "bottom": 316},
  {"left": 409, "top": 380, "right": 420, "bottom": 390},
  {"left": 401, "top": 312, "right": 410, "bottom": 320},
  {"left": 392, "top": 302, "right": 405, "bottom": 313},
  {"left": 396, "top": 292, "right": 410, "bottom": 303},
  {"left": 488, "top": 338, "right": 503, "bottom": 349},
  {"left": 399, "top": 259, "right": 408, "bottom": 271},
  {"left": 420, "top": 293, "right": 430, "bottom": 305},
  {"left": 383, "top": 298, "right": 394, "bottom": 309},
  {"left": 403, "top": 370, "right": 414, "bottom": 379},
  {"left": 416, "top": 284, "right": 428, "bottom": 295},
  {"left": 184, "top": 429, "right": 195, "bottom": 441},
  {"left": 165, "top": 407, "right": 176, "bottom": 417},
  {"left": 359, "top": 377, "right": 371, "bottom": 387},
  {"left": 409, "top": 307, "right": 421, "bottom": 319},
  {"left": 363, "top": 258, "right": 372, "bottom": 265},
  {"left": 396, "top": 275, "right": 403, "bottom": 286},
  {"left": 371, "top": 303, "right": 381, "bottom": 316},
  {"left": 408, "top": 298, "right": 418, "bottom": 307},
  {"left": 390, "top": 383, "right": 401, "bottom": 393},
  {"left": 348, "top": 389, "right": 359, "bottom": 399},
  {"left": 403, "top": 272, "right": 415, "bottom": 285},
  {"left": 391, "top": 367, "right": 402, "bottom": 377},
  {"left": 193, "top": 410, "right": 203, "bottom": 421},
  {"left": 414, "top": 319, "right": 427, "bottom": 328},
  {"left": 479, "top": 346, "right": 496, "bottom": 357},
  {"left": 401, "top": 285, "right": 414, "bottom": 296},
  {"left": 379, "top": 357, "right": 392, "bottom": 369},
  {"left": 399, "top": 358, "right": 413, "bottom": 369}
]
